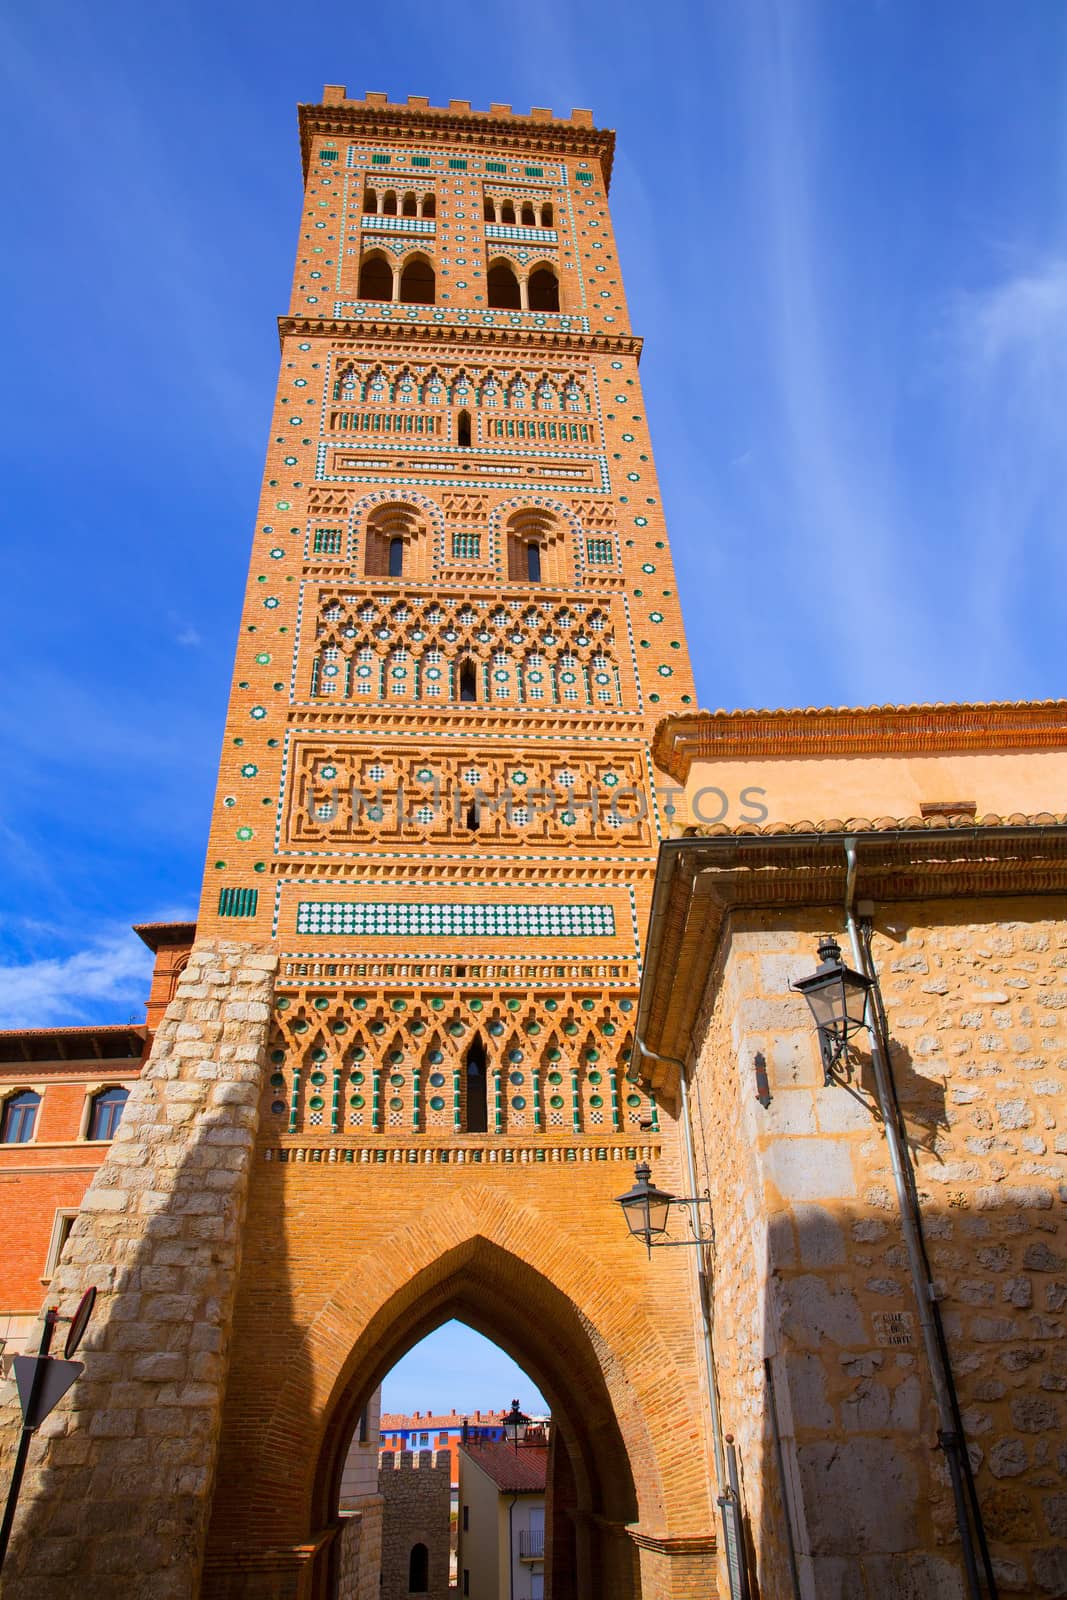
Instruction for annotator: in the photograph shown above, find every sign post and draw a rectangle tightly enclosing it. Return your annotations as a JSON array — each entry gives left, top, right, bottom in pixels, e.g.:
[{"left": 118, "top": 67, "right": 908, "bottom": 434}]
[{"left": 0, "top": 1289, "right": 95, "bottom": 1574}]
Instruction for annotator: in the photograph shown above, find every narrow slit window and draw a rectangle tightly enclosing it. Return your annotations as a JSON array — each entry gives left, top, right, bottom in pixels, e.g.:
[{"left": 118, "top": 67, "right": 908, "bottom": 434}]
[{"left": 388, "top": 538, "right": 404, "bottom": 578}]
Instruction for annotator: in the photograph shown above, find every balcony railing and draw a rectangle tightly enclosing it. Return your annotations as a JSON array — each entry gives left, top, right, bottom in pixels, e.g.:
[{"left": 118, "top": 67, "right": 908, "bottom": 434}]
[{"left": 518, "top": 1529, "right": 545, "bottom": 1559}]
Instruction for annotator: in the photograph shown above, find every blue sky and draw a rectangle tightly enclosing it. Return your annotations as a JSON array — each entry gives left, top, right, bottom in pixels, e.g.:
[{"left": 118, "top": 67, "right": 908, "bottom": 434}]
[
  {"left": 382, "top": 1321, "right": 546, "bottom": 1418},
  {"left": 2, "top": 0, "right": 1063, "bottom": 1418}
]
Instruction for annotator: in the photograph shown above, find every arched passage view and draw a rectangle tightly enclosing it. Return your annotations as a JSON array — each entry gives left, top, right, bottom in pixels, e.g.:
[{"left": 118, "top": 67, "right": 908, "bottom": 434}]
[{"left": 332, "top": 1321, "right": 552, "bottom": 1600}]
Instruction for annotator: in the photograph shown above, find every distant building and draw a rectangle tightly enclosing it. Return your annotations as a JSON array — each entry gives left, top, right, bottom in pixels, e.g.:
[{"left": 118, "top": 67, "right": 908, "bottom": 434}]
[
  {"left": 457, "top": 1436, "right": 548, "bottom": 1600},
  {"left": 379, "top": 1408, "right": 507, "bottom": 1493}
]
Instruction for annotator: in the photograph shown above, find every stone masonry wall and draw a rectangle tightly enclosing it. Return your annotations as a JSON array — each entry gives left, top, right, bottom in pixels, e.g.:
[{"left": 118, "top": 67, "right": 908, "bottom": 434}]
[
  {"left": 379, "top": 1449, "right": 451, "bottom": 1600},
  {"left": 690, "top": 902, "right": 1067, "bottom": 1599},
  {"left": 0, "top": 939, "right": 277, "bottom": 1600}
]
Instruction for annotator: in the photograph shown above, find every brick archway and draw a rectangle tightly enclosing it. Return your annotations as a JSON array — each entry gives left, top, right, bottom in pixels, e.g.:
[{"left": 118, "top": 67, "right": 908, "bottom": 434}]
[{"left": 204, "top": 1176, "right": 709, "bottom": 1599}]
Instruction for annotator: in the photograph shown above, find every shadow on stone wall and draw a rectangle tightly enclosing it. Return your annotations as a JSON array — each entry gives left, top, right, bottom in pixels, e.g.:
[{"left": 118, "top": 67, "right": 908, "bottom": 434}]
[
  {"left": 740, "top": 1187, "right": 1067, "bottom": 1600},
  {"left": 0, "top": 941, "right": 279, "bottom": 1600}
]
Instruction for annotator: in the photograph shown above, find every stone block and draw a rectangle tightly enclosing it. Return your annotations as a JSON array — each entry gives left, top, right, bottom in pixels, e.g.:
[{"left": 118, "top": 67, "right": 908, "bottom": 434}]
[
  {"left": 797, "top": 1437, "right": 918, "bottom": 1552},
  {"left": 777, "top": 1274, "right": 866, "bottom": 1350},
  {"left": 793, "top": 1203, "right": 846, "bottom": 1267},
  {"left": 764, "top": 1138, "right": 856, "bottom": 1201}
]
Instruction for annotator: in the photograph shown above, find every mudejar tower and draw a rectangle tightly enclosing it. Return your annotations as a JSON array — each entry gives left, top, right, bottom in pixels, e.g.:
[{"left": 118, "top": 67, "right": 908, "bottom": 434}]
[{"left": 3, "top": 91, "right": 719, "bottom": 1600}]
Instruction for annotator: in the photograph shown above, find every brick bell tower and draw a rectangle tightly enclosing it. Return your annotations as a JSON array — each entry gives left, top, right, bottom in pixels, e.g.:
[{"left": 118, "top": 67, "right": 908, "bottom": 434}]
[
  {"left": 3, "top": 92, "right": 718, "bottom": 1600},
  {"left": 198, "top": 88, "right": 695, "bottom": 1084}
]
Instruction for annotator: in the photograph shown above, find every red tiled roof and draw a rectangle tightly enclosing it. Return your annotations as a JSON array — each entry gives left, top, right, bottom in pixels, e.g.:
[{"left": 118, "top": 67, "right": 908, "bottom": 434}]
[
  {"left": 380, "top": 1410, "right": 505, "bottom": 1429},
  {"left": 461, "top": 1442, "right": 547, "bottom": 1493}
]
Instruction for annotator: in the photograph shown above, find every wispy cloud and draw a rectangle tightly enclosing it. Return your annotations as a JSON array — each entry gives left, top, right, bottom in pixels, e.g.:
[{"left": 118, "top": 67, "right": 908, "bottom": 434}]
[
  {"left": 957, "top": 259, "right": 1067, "bottom": 374},
  {"left": 0, "top": 927, "right": 155, "bottom": 1029},
  {"left": 175, "top": 625, "right": 203, "bottom": 648}
]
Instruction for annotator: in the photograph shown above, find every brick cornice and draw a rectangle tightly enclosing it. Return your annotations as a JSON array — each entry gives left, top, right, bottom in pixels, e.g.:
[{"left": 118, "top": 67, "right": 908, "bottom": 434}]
[
  {"left": 637, "top": 823, "right": 1067, "bottom": 1089},
  {"left": 627, "top": 1529, "right": 718, "bottom": 1554},
  {"left": 278, "top": 316, "right": 642, "bottom": 360},
  {"left": 298, "top": 101, "right": 615, "bottom": 186},
  {"left": 651, "top": 699, "right": 1067, "bottom": 781}
]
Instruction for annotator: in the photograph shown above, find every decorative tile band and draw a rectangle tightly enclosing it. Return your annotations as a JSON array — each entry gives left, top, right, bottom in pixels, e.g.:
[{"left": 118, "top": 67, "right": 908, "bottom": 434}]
[
  {"left": 485, "top": 225, "right": 558, "bottom": 245},
  {"left": 357, "top": 214, "right": 436, "bottom": 235},
  {"left": 295, "top": 901, "right": 616, "bottom": 938},
  {"left": 218, "top": 887, "right": 259, "bottom": 918},
  {"left": 264, "top": 1140, "right": 658, "bottom": 1165}
]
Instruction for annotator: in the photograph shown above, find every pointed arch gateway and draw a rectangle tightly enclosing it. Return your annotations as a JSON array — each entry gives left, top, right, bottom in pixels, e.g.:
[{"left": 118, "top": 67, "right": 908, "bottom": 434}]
[
  {"left": 311, "top": 1238, "right": 649, "bottom": 1600},
  {"left": 203, "top": 1183, "right": 713, "bottom": 1600}
]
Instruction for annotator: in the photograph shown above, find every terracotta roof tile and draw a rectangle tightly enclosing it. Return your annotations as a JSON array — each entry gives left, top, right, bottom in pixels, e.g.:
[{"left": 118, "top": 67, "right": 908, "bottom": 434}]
[{"left": 461, "top": 1441, "right": 548, "bottom": 1493}]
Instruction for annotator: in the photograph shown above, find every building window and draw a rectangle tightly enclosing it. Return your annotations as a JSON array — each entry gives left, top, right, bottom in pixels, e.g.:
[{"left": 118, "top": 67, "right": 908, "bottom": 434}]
[
  {"left": 462, "top": 1505, "right": 469, "bottom": 1531},
  {"left": 388, "top": 538, "right": 404, "bottom": 578},
  {"left": 408, "top": 1543, "right": 429, "bottom": 1592},
  {"left": 487, "top": 260, "right": 521, "bottom": 310},
  {"left": 527, "top": 266, "right": 559, "bottom": 312},
  {"left": 400, "top": 254, "right": 436, "bottom": 306},
  {"left": 465, "top": 1037, "right": 488, "bottom": 1133},
  {"left": 463, "top": 1572, "right": 470, "bottom": 1596},
  {"left": 457, "top": 409, "right": 472, "bottom": 448},
  {"left": 88, "top": 1086, "right": 129, "bottom": 1141},
  {"left": 359, "top": 252, "right": 393, "bottom": 302},
  {"left": 43, "top": 1209, "right": 78, "bottom": 1281},
  {"left": 458, "top": 661, "right": 478, "bottom": 703},
  {"left": 1, "top": 1090, "right": 40, "bottom": 1144},
  {"left": 527, "top": 543, "right": 542, "bottom": 583}
]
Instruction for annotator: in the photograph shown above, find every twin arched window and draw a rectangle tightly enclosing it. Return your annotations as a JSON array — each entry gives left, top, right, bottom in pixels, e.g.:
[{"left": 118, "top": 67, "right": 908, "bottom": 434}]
[
  {"left": 487, "top": 261, "right": 559, "bottom": 312},
  {"left": 358, "top": 252, "right": 436, "bottom": 306}
]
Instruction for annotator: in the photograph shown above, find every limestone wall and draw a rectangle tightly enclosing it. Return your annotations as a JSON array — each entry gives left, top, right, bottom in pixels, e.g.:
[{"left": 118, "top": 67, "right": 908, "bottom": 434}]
[
  {"left": 379, "top": 1448, "right": 450, "bottom": 1600},
  {"left": 691, "top": 903, "right": 1067, "bottom": 1598},
  {"left": 0, "top": 940, "right": 277, "bottom": 1600}
]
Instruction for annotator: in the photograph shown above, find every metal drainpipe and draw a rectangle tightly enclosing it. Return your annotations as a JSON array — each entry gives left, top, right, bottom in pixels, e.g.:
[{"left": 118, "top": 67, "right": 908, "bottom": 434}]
[
  {"left": 633, "top": 1036, "right": 727, "bottom": 1499},
  {"left": 842, "top": 838, "right": 988, "bottom": 1600}
]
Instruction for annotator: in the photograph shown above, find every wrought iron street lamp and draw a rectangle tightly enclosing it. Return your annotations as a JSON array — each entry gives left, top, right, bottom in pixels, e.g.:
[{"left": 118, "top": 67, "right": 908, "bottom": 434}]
[
  {"left": 615, "top": 1162, "right": 711, "bottom": 1256},
  {"left": 502, "top": 1398, "right": 530, "bottom": 1453},
  {"left": 791, "top": 934, "right": 872, "bottom": 1083}
]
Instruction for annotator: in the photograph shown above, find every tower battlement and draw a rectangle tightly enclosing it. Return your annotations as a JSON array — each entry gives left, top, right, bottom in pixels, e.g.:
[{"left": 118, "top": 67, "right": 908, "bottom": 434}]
[{"left": 300, "top": 87, "right": 614, "bottom": 184}]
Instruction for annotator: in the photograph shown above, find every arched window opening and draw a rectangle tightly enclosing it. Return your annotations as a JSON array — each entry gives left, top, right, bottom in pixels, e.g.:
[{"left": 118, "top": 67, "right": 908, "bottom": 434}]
[
  {"left": 501, "top": 200, "right": 516, "bottom": 225},
  {"left": 88, "top": 1086, "right": 129, "bottom": 1142},
  {"left": 365, "top": 504, "right": 425, "bottom": 579},
  {"left": 541, "top": 203, "right": 553, "bottom": 227},
  {"left": 358, "top": 253, "right": 393, "bottom": 303},
  {"left": 521, "top": 203, "right": 536, "bottom": 226},
  {"left": 528, "top": 267, "right": 559, "bottom": 313},
  {"left": 465, "top": 799, "right": 479, "bottom": 831},
  {"left": 507, "top": 508, "right": 563, "bottom": 584},
  {"left": 458, "top": 660, "right": 477, "bottom": 703},
  {"left": 408, "top": 1543, "right": 429, "bottom": 1593},
  {"left": 483, "top": 196, "right": 495, "bottom": 222},
  {"left": 422, "top": 192, "right": 436, "bottom": 219},
  {"left": 362, "top": 188, "right": 376, "bottom": 214},
  {"left": 399, "top": 255, "right": 435, "bottom": 305},
  {"left": 401, "top": 191, "right": 418, "bottom": 217},
  {"left": 382, "top": 189, "right": 398, "bottom": 216},
  {"left": 457, "top": 409, "right": 472, "bottom": 448},
  {"left": 465, "top": 1037, "right": 488, "bottom": 1133},
  {"left": 487, "top": 260, "right": 521, "bottom": 310},
  {"left": 1, "top": 1090, "right": 40, "bottom": 1144}
]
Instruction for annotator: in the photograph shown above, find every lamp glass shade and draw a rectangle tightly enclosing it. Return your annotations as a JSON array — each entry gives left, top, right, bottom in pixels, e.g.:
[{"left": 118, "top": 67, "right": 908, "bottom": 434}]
[
  {"left": 615, "top": 1163, "right": 675, "bottom": 1243},
  {"left": 794, "top": 938, "right": 871, "bottom": 1042}
]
